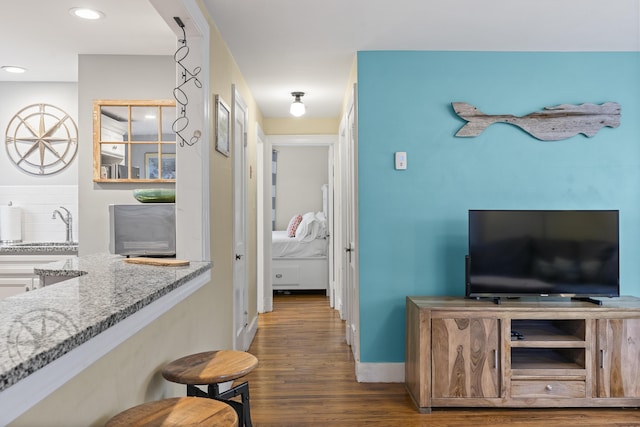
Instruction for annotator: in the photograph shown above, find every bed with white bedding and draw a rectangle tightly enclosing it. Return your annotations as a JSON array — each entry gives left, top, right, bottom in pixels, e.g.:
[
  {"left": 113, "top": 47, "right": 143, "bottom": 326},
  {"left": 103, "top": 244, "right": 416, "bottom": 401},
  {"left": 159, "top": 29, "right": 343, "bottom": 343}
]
[
  {"left": 272, "top": 231, "right": 328, "bottom": 258},
  {"left": 272, "top": 208, "right": 329, "bottom": 291}
]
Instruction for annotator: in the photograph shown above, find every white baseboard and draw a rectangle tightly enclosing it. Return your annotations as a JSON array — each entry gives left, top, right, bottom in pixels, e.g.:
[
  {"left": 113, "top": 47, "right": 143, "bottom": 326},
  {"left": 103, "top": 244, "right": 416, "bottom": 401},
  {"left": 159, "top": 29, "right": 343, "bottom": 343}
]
[
  {"left": 355, "top": 362, "right": 405, "bottom": 383},
  {"left": 245, "top": 314, "right": 258, "bottom": 351}
]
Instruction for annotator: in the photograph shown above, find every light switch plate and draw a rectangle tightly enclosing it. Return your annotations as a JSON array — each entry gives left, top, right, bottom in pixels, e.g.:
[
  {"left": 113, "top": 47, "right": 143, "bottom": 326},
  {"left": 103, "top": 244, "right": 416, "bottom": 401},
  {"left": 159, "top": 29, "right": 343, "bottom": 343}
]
[{"left": 395, "top": 152, "right": 407, "bottom": 170}]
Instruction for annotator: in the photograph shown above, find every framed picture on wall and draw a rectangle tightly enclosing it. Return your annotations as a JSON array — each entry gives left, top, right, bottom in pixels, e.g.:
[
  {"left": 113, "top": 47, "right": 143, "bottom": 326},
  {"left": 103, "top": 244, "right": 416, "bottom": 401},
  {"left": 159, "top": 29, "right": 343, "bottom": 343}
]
[
  {"left": 145, "top": 153, "right": 176, "bottom": 179},
  {"left": 215, "top": 95, "right": 230, "bottom": 157}
]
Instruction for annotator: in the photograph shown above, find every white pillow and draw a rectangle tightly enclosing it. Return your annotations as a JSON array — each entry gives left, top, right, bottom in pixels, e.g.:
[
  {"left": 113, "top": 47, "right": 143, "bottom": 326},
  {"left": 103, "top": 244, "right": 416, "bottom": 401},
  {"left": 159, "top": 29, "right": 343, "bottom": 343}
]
[
  {"left": 294, "top": 212, "right": 316, "bottom": 241},
  {"left": 315, "top": 212, "right": 327, "bottom": 237}
]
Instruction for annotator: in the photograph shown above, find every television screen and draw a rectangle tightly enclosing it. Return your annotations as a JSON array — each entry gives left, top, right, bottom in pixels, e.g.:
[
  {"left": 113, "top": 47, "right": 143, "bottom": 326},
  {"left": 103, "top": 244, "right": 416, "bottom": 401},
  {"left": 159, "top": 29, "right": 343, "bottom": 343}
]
[{"left": 467, "top": 210, "right": 619, "bottom": 299}]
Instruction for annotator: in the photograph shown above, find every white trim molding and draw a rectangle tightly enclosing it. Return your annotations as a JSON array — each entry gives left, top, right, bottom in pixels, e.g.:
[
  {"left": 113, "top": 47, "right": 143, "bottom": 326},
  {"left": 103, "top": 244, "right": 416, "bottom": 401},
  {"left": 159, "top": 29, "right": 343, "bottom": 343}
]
[
  {"left": 269, "top": 134, "right": 336, "bottom": 147},
  {"left": 246, "top": 313, "right": 258, "bottom": 350},
  {"left": 355, "top": 362, "right": 405, "bottom": 383}
]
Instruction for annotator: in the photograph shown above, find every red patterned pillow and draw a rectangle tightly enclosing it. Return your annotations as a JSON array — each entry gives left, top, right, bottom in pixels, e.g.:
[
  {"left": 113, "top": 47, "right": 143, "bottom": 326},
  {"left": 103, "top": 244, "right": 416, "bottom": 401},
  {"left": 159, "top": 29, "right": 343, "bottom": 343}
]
[{"left": 287, "top": 214, "right": 303, "bottom": 237}]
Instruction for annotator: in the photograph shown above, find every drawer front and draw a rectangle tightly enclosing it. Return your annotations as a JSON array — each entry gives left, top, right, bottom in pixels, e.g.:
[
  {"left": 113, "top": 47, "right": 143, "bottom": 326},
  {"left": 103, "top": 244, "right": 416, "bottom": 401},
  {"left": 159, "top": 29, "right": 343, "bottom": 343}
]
[
  {"left": 511, "top": 380, "right": 585, "bottom": 398},
  {"left": 272, "top": 265, "right": 300, "bottom": 285}
]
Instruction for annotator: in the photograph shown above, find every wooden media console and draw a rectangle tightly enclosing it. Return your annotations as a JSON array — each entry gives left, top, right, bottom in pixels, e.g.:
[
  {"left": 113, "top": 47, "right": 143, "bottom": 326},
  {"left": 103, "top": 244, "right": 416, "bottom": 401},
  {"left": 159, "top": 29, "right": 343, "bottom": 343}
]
[{"left": 405, "top": 296, "right": 640, "bottom": 413}]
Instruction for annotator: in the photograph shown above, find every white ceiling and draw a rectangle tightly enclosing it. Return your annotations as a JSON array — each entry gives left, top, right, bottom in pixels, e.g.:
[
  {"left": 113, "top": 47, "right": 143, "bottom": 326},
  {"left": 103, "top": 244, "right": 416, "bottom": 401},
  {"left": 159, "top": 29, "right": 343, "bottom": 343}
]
[{"left": 1, "top": 0, "right": 638, "bottom": 119}]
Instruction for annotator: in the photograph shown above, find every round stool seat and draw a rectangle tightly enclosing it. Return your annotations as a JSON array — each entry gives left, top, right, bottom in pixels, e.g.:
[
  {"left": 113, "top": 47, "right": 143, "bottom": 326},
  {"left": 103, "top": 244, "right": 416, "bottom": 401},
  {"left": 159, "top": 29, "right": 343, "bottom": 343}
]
[
  {"left": 162, "top": 350, "right": 258, "bottom": 385},
  {"left": 105, "top": 397, "right": 238, "bottom": 427}
]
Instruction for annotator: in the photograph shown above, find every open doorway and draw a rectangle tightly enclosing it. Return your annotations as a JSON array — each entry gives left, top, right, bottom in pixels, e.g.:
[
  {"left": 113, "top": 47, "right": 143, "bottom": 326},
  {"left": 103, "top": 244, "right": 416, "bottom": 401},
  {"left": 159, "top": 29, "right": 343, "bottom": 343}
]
[{"left": 258, "top": 134, "right": 336, "bottom": 312}]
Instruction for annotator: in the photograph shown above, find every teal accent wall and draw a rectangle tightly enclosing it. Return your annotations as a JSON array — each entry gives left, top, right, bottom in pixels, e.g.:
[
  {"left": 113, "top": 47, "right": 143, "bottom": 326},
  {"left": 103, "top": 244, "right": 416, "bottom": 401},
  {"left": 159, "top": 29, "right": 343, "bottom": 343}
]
[{"left": 356, "top": 51, "right": 640, "bottom": 363}]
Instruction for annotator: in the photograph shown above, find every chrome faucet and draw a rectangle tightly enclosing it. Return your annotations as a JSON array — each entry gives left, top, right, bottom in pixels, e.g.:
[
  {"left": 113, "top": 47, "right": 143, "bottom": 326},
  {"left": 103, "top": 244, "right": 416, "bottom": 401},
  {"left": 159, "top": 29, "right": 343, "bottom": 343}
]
[{"left": 52, "top": 206, "right": 73, "bottom": 243}]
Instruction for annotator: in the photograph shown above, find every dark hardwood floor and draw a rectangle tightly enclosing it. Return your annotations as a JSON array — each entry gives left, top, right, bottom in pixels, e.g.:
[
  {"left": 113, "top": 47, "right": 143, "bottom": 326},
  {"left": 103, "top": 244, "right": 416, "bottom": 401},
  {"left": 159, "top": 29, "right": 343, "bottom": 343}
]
[{"left": 242, "top": 293, "right": 639, "bottom": 427}]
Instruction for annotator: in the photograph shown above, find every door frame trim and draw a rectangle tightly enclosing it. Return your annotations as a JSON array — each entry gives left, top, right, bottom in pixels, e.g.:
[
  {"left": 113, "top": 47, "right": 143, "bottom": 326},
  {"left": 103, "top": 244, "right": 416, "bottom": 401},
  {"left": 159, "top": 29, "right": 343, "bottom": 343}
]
[
  {"left": 262, "top": 134, "right": 336, "bottom": 311},
  {"left": 232, "top": 85, "right": 249, "bottom": 350}
]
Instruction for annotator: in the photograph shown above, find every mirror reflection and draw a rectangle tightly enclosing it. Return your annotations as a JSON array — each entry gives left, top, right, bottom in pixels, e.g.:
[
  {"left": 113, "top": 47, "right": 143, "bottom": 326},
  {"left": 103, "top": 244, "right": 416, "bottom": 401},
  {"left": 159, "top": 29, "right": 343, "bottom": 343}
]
[{"left": 93, "top": 100, "right": 176, "bottom": 182}]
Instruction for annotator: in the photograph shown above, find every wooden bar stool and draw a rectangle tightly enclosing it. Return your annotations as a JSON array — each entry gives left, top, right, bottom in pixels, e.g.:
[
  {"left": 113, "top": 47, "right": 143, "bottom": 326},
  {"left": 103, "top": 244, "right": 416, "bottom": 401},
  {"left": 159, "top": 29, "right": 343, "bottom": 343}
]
[
  {"left": 162, "top": 350, "right": 258, "bottom": 427},
  {"left": 104, "top": 396, "right": 238, "bottom": 426}
]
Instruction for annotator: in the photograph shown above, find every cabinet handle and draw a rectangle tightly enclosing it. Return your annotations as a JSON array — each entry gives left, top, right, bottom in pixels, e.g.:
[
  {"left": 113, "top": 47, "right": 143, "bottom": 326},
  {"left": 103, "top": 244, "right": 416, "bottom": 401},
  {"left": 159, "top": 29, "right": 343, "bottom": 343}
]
[
  {"left": 275, "top": 274, "right": 282, "bottom": 278},
  {"left": 600, "top": 349, "right": 606, "bottom": 369},
  {"left": 493, "top": 349, "right": 498, "bottom": 369},
  {"left": 545, "top": 384, "right": 553, "bottom": 391}
]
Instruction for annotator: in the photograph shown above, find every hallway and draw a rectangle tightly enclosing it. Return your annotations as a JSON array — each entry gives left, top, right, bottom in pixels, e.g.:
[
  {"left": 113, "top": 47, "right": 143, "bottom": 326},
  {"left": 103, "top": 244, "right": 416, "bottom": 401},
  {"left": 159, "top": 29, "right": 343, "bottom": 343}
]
[{"left": 243, "top": 293, "right": 640, "bottom": 427}]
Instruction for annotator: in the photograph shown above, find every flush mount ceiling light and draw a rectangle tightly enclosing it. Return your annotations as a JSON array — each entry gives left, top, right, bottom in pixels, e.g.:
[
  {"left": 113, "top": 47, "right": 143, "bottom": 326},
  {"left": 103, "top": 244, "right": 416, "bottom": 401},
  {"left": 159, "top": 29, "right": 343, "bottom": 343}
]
[
  {"left": 69, "top": 7, "right": 105, "bottom": 20},
  {"left": 2, "top": 66, "right": 27, "bottom": 74},
  {"left": 290, "top": 92, "right": 306, "bottom": 117}
]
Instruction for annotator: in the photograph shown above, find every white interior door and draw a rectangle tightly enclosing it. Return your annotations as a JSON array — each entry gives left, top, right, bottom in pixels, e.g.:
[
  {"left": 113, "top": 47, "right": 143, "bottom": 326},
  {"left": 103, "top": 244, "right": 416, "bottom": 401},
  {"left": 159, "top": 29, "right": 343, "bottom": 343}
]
[
  {"left": 334, "top": 121, "right": 347, "bottom": 316},
  {"left": 327, "top": 145, "right": 335, "bottom": 308},
  {"left": 256, "top": 124, "right": 272, "bottom": 313},
  {"left": 343, "top": 84, "right": 359, "bottom": 361},
  {"left": 233, "top": 86, "right": 249, "bottom": 350}
]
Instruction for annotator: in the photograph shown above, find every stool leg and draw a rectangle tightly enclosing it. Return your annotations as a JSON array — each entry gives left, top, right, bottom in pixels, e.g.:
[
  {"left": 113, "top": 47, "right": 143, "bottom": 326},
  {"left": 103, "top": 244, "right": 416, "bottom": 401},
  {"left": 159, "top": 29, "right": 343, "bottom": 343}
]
[
  {"left": 208, "top": 382, "right": 253, "bottom": 427},
  {"left": 239, "top": 383, "right": 252, "bottom": 427},
  {"left": 186, "top": 384, "right": 208, "bottom": 398}
]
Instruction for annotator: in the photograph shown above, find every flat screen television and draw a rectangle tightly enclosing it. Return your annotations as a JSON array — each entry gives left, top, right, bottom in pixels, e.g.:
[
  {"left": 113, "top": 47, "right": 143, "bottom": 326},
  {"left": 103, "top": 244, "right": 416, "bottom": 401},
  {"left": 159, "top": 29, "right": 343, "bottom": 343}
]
[{"left": 466, "top": 210, "right": 619, "bottom": 300}]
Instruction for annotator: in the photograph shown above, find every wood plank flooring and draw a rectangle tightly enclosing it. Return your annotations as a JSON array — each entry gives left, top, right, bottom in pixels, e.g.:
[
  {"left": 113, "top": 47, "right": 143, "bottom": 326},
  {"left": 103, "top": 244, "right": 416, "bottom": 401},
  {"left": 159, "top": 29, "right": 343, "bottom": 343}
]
[{"left": 242, "top": 293, "right": 639, "bottom": 427}]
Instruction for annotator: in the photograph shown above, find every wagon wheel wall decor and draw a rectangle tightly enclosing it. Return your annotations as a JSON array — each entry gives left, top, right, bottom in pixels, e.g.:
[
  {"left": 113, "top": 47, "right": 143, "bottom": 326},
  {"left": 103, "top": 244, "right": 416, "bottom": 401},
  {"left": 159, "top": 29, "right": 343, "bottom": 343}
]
[{"left": 5, "top": 103, "right": 78, "bottom": 175}]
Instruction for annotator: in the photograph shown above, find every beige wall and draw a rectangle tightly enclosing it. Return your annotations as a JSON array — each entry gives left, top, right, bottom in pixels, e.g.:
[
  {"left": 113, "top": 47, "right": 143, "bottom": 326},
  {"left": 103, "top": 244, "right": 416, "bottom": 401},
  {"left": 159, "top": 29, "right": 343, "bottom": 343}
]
[
  {"left": 264, "top": 117, "right": 339, "bottom": 135},
  {"left": 206, "top": 8, "right": 263, "bottom": 347},
  {"left": 273, "top": 146, "right": 329, "bottom": 230}
]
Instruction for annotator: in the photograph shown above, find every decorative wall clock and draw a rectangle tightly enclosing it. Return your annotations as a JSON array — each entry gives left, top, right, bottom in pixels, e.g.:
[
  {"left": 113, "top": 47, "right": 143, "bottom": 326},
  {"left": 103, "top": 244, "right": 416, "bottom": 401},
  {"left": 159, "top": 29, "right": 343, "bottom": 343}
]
[{"left": 5, "top": 103, "right": 78, "bottom": 175}]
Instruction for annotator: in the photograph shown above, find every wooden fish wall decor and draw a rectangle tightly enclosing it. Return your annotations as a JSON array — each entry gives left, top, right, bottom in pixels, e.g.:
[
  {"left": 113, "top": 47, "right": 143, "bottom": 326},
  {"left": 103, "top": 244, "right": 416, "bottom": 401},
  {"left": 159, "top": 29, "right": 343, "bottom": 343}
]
[{"left": 452, "top": 102, "right": 621, "bottom": 141}]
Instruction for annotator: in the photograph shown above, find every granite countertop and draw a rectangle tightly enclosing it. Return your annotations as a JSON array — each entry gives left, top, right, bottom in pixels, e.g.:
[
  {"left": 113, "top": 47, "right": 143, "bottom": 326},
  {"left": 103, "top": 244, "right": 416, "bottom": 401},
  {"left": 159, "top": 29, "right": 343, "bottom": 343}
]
[
  {"left": 0, "top": 253, "right": 211, "bottom": 392},
  {"left": 34, "top": 256, "right": 87, "bottom": 279},
  {"left": 0, "top": 241, "right": 79, "bottom": 255}
]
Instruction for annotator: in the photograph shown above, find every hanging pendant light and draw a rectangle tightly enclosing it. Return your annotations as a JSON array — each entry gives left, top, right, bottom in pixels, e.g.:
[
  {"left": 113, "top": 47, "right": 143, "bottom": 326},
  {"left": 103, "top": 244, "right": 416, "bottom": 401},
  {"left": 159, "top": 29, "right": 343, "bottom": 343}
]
[{"left": 290, "top": 92, "right": 306, "bottom": 117}]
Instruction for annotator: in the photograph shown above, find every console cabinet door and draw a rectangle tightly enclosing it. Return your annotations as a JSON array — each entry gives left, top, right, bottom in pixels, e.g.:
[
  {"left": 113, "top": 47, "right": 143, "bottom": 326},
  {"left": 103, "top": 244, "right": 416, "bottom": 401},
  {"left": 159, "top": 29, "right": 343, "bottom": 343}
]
[
  {"left": 596, "top": 318, "right": 640, "bottom": 398},
  {"left": 432, "top": 317, "right": 500, "bottom": 398}
]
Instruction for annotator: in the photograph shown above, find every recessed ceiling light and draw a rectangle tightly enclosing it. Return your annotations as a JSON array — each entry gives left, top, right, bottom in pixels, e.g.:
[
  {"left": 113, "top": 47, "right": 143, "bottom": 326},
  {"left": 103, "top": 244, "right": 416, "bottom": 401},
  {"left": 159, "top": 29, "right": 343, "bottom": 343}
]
[
  {"left": 1, "top": 66, "right": 27, "bottom": 74},
  {"left": 69, "top": 7, "right": 105, "bottom": 20}
]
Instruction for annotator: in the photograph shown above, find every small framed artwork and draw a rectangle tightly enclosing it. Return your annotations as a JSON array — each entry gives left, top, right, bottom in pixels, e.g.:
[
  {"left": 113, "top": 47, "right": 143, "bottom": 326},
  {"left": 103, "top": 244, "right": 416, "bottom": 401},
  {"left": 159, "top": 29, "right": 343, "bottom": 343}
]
[
  {"left": 215, "top": 94, "right": 230, "bottom": 157},
  {"left": 145, "top": 152, "right": 176, "bottom": 179}
]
